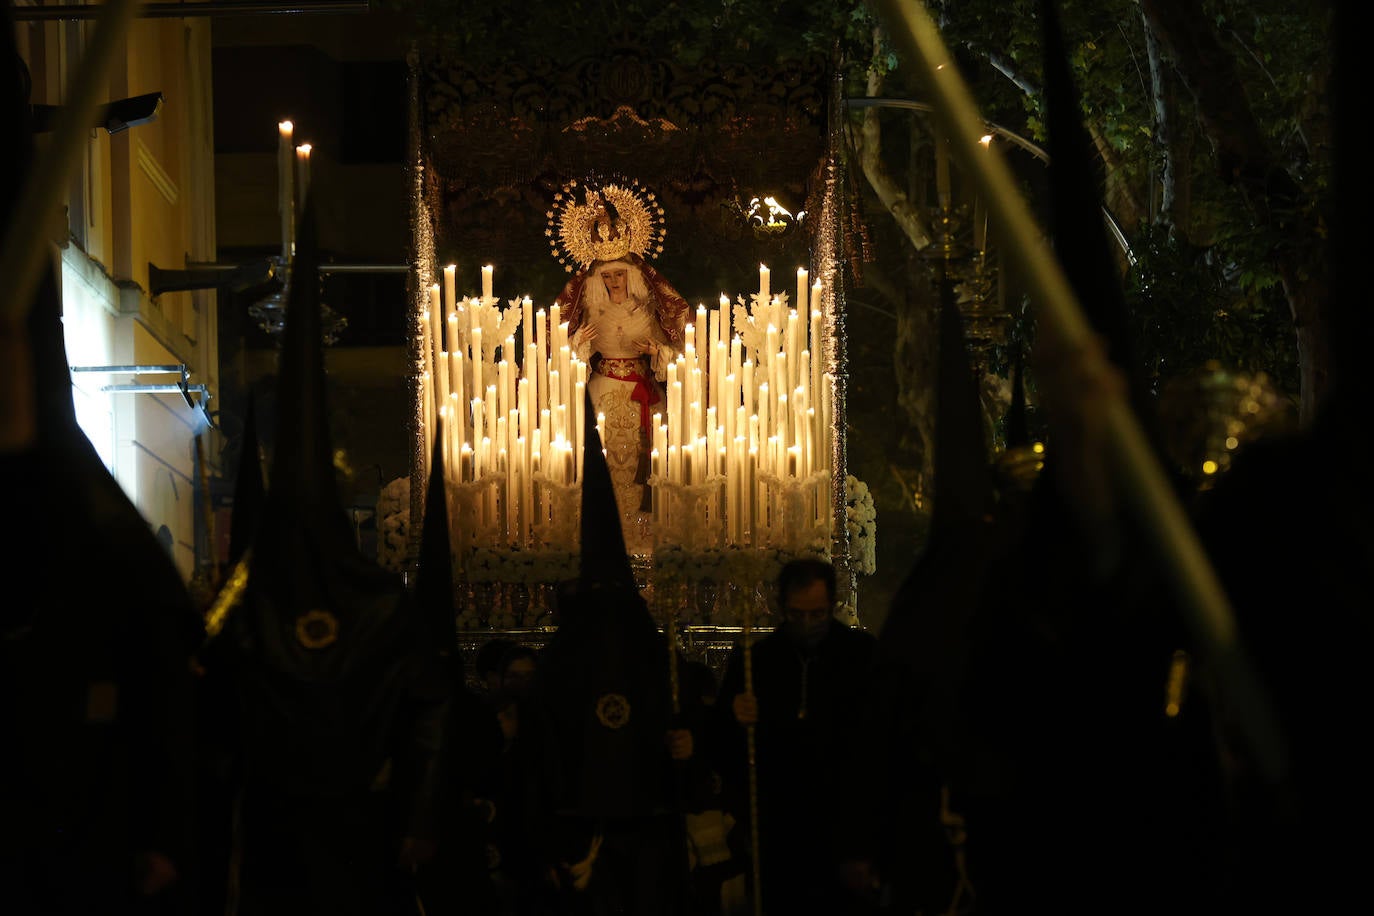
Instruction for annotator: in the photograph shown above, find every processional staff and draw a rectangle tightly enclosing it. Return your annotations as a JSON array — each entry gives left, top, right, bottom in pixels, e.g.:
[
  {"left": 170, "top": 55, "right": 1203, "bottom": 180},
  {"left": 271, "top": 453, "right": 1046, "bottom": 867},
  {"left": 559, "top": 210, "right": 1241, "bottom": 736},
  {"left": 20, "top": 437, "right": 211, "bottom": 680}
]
[
  {"left": 741, "top": 596, "right": 763, "bottom": 916},
  {"left": 667, "top": 602, "right": 681, "bottom": 717}
]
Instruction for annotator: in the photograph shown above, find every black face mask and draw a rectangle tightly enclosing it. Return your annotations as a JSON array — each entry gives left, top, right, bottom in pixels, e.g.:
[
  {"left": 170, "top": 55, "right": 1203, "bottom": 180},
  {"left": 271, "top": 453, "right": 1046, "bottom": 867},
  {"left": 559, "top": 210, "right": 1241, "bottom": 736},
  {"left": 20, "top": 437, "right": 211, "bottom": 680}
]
[{"left": 787, "top": 617, "right": 831, "bottom": 651}]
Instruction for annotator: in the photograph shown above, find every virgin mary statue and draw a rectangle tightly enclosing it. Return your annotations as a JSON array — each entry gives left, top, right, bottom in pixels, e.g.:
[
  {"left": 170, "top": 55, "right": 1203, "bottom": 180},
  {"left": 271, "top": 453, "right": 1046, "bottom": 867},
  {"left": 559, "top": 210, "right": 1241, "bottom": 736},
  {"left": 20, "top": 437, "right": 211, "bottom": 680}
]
[{"left": 547, "top": 177, "right": 688, "bottom": 554}]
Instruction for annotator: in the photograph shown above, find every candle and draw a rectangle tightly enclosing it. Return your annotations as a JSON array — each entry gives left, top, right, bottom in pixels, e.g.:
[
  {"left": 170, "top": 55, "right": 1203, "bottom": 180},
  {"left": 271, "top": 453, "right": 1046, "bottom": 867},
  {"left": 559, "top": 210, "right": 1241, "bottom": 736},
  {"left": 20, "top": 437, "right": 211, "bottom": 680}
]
[
  {"left": 295, "top": 144, "right": 312, "bottom": 213},
  {"left": 758, "top": 383, "right": 770, "bottom": 465},
  {"left": 467, "top": 294, "right": 481, "bottom": 347},
  {"left": 670, "top": 380, "right": 684, "bottom": 452},
  {"left": 470, "top": 326, "right": 483, "bottom": 405},
  {"left": 505, "top": 335, "right": 518, "bottom": 412},
  {"left": 777, "top": 391, "right": 790, "bottom": 454},
  {"left": 525, "top": 342, "right": 539, "bottom": 421},
  {"left": 470, "top": 398, "right": 484, "bottom": 469},
  {"left": 796, "top": 267, "right": 808, "bottom": 312},
  {"left": 535, "top": 309, "right": 547, "bottom": 414},
  {"left": 522, "top": 296, "right": 534, "bottom": 358},
  {"left": 654, "top": 415, "right": 667, "bottom": 479},
  {"left": 726, "top": 437, "right": 739, "bottom": 544},
  {"left": 277, "top": 121, "right": 294, "bottom": 262},
  {"left": 706, "top": 406, "right": 718, "bottom": 473},
  {"left": 723, "top": 374, "right": 737, "bottom": 450},
  {"left": 786, "top": 311, "right": 801, "bottom": 393},
  {"left": 427, "top": 284, "right": 443, "bottom": 367},
  {"left": 806, "top": 406, "right": 817, "bottom": 480},
  {"left": 482, "top": 264, "right": 494, "bottom": 302},
  {"left": 691, "top": 367, "right": 704, "bottom": 435},
  {"left": 747, "top": 444, "right": 758, "bottom": 543},
  {"left": 765, "top": 325, "right": 780, "bottom": 397},
  {"left": 442, "top": 260, "right": 458, "bottom": 322},
  {"left": 759, "top": 263, "right": 770, "bottom": 302},
  {"left": 714, "top": 339, "right": 727, "bottom": 421},
  {"left": 559, "top": 341, "right": 572, "bottom": 417},
  {"left": 741, "top": 359, "right": 754, "bottom": 422},
  {"left": 485, "top": 385, "right": 498, "bottom": 467},
  {"left": 976, "top": 134, "right": 993, "bottom": 250},
  {"left": 516, "top": 436, "right": 529, "bottom": 545},
  {"left": 451, "top": 351, "right": 466, "bottom": 454},
  {"left": 517, "top": 377, "right": 530, "bottom": 443},
  {"left": 481, "top": 436, "right": 495, "bottom": 527},
  {"left": 810, "top": 280, "right": 822, "bottom": 314},
  {"left": 499, "top": 360, "right": 511, "bottom": 419}
]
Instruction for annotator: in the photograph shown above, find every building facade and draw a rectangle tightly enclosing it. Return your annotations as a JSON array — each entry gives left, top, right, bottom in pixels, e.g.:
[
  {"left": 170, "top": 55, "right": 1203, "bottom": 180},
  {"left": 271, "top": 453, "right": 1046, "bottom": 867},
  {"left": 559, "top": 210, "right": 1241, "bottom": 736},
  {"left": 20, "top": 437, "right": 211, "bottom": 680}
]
[{"left": 17, "top": 8, "right": 220, "bottom": 585}]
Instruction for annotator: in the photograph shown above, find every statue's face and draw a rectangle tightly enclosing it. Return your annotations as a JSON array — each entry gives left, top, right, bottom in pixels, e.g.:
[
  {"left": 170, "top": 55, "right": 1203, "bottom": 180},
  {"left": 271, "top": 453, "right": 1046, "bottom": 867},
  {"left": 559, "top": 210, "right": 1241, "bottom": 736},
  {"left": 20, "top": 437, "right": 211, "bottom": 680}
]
[{"left": 600, "top": 266, "right": 629, "bottom": 300}]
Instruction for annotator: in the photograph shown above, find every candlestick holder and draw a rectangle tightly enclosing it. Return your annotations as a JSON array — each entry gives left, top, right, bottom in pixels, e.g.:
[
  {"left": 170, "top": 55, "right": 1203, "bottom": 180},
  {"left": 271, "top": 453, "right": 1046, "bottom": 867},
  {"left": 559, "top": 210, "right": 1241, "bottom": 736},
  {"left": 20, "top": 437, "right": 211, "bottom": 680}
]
[
  {"left": 921, "top": 203, "right": 973, "bottom": 262},
  {"left": 652, "top": 479, "right": 726, "bottom": 552},
  {"left": 532, "top": 475, "right": 580, "bottom": 549},
  {"left": 950, "top": 248, "right": 1008, "bottom": 352}
]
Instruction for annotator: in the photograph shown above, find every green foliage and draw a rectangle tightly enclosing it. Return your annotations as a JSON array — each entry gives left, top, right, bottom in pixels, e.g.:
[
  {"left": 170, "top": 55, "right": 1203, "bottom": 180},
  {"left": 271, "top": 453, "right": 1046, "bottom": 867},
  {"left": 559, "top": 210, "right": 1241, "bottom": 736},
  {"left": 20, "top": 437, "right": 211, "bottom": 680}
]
[{"left": 1124, "top": 223, "right": 1298, "bottom": 395}]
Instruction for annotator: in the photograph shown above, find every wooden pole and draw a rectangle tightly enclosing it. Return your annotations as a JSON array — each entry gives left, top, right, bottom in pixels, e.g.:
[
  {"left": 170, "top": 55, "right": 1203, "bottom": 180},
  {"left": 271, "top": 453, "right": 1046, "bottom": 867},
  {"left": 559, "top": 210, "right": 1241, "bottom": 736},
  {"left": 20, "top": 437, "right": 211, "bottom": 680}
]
[{"left": 741, "top": 596, "right": 763, "bottom": 916}]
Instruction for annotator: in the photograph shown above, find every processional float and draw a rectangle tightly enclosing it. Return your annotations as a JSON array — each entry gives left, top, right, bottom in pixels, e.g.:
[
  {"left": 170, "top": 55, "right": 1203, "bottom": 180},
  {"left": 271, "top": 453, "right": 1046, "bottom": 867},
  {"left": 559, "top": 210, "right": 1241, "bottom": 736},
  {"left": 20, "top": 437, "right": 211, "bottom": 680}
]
[{"left": 401, "top": 77, "right": 872, "bottom": 651}]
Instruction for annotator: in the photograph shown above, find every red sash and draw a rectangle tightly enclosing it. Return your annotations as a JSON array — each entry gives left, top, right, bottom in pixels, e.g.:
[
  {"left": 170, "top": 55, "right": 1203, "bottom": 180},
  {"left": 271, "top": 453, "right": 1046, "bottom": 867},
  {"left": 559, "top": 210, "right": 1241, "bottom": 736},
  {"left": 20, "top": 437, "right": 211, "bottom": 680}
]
[{"left": 599, "top": 357, "right": 661, "bottom": 434}]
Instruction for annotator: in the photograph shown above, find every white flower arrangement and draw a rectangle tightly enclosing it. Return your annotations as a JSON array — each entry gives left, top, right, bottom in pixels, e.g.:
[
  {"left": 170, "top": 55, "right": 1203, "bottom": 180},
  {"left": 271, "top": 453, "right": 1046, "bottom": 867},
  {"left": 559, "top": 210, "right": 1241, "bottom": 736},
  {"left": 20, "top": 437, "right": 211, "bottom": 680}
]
[
  {"left": 376, "top": 476, "right": 412, "bottom": 573},
  {"left": 461, "top": 547, "right": 578, "bottom": 585},
  {"left": 845, "top": 474, "right": 877, "bottom": 576}
]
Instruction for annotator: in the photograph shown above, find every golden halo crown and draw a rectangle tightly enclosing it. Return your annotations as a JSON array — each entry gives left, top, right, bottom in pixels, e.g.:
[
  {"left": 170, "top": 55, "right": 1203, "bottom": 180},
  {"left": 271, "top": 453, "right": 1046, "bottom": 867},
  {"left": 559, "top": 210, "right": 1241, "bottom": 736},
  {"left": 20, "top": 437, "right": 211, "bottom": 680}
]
[{"left": 546, "top": 175, "right": 667, "bottom": 273}]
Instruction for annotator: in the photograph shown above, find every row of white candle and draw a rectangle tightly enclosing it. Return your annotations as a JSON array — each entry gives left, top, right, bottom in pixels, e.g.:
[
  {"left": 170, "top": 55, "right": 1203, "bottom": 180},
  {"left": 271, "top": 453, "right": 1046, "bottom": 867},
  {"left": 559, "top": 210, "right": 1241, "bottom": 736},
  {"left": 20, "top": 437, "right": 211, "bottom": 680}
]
[
  {"left": 419, "top": 265, "right": 603, "bottom": 550},
  {"left": 649, "top": 264, "right": 833, "bottom": 547},
  {"left": 276, "top": 120, "right": 312, "bottom": 263},
  {"left": 416, "top": 262, "right": 834, "bottom": 552}
]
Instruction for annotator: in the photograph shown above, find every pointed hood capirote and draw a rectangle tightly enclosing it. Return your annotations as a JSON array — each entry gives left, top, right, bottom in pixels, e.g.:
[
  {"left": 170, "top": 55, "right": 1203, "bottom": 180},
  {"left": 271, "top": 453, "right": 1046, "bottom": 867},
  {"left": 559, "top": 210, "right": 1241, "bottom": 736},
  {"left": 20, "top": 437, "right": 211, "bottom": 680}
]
[
  {"left": 258, "top": 191, "right": 355, "bottom": 560},
  {"left": 929, "top": 274, "right": 994, "bottom": 540},
  {"left": 524, "top": 388, "right": 677, "bottom": 819},
  {"left": 1038, "top": 0, "right": 1162, "bottom": 460},
  {"left": 2, "top": 1, "right": 201, "bottom": 883},
  {"left": 233, "top": 192, "right": 409, "bottom": 683},
  {"left": 415, "top": 420, "right": 457, "bottom": 655},
  {"left": 222, "top": 193, "right": 448, "bottom": 802},
  {"left": 577, "top": 386, "right": 639, "bottom": 597},
  {"left": 877, "top": 276, "right": 1000, "bottom": 693}
]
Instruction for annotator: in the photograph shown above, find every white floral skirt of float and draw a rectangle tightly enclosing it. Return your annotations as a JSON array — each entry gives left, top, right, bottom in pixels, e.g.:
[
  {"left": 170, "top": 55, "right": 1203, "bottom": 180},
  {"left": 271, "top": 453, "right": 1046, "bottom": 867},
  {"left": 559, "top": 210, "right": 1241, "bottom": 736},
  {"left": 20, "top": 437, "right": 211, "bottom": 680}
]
[{"left": 587, "top": 370, "right": 656, "bottom": 556}]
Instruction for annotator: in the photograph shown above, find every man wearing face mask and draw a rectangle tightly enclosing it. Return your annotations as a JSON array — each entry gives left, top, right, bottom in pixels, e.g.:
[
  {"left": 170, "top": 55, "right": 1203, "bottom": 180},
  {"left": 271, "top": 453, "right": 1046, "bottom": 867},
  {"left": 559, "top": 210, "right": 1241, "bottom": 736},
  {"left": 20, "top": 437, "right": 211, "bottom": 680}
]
[{"left": 712, "top": 559, "right": 878, "bottom": 915}]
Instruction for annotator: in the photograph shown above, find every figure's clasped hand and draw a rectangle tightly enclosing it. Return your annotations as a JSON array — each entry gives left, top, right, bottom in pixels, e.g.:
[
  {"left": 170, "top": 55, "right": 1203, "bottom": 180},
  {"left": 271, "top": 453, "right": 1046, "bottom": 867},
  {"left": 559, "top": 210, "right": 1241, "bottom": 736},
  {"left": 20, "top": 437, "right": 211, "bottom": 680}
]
[{"left": 634, "top": 337, "right": 657, "bottom": 356}]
